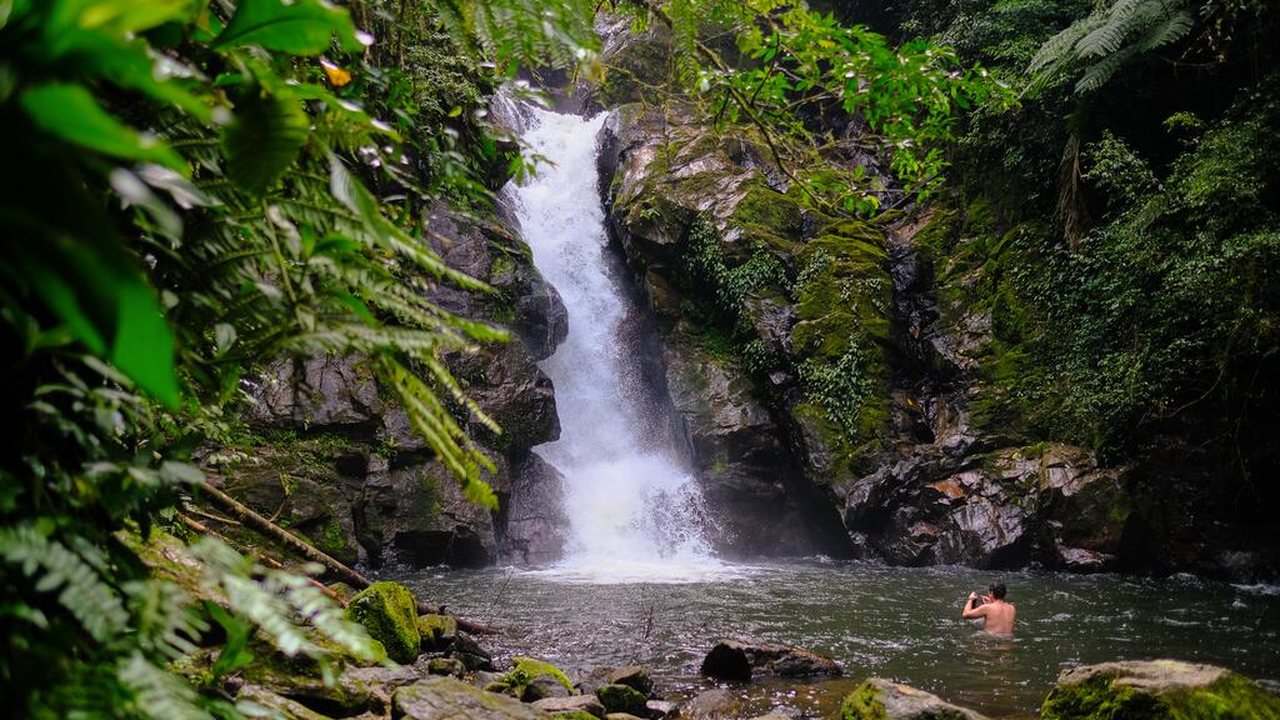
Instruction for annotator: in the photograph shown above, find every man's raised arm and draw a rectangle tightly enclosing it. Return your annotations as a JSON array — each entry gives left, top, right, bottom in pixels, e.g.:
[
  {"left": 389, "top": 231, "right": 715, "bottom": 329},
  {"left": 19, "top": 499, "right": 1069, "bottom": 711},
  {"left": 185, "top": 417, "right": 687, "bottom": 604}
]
[{"left": 962, "top": 592, "right": 988, "bottom": 619}]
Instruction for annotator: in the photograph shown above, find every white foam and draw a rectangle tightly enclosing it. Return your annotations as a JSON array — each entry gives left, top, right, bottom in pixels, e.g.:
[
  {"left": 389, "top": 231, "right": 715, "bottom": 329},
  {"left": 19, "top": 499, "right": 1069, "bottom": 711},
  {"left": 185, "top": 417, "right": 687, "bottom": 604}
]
[{"left": 507, "top": 106, "right": 720, "bottom": 582}]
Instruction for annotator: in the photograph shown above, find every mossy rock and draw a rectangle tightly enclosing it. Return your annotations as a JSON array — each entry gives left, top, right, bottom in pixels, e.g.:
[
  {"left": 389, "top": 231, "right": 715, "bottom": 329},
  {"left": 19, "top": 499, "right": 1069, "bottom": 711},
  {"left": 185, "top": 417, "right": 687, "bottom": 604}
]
[
  {"left": 417, "top": 613, "right": 458, "bottom": 651},
  {"left": 485, "top": 656, "right": 575, "bottom": 701},
  {"left": 597, "top": 684, "right": 649, "bottom": 716},
  {"left": 1041, "top": 660, "right": 1280, "bottom": 720},
  {"left": 841, "top": 678, "right": 988, "bottom": 720},
  {"left": 343, "top": 581, "right": 420, "bottom": 664},
  {"left": 553, "top": 712, "right": 603, "bottom": 720}
]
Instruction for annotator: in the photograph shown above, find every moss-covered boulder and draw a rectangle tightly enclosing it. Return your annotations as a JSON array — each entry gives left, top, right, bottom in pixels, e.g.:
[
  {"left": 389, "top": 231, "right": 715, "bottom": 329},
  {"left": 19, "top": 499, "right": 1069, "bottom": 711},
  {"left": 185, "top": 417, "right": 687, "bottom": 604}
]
[
  {"left": 417, "top": 614, "right": 458, "bottom": 651},
  {"left": 393, "top": 676, "right": 545, "bottom": 720},
  {"left": 1041, "top": 660, "right": 1280, "bottom": 720},
  {"left": 597, "top": 684, "right": 648, "bottom": 716},
  {"left": 485, "top": 656, "right": 575, "bottom": 701},
  {"left": 841, "top": 678, "right": 989, "bottom": 720},
  {"left": 344, "top": 581, "right": 420, "bottom": 664}
]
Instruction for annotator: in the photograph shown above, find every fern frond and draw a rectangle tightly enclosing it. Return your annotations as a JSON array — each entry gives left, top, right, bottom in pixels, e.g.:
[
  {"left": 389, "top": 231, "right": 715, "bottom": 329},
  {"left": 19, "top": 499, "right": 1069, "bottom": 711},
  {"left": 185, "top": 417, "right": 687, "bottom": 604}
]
[
  {"left": 0, "top": 525, "right": 129, "bottom": 642},
  {"left": 118, "top": 652, "right": 211, "bottom": 720}
]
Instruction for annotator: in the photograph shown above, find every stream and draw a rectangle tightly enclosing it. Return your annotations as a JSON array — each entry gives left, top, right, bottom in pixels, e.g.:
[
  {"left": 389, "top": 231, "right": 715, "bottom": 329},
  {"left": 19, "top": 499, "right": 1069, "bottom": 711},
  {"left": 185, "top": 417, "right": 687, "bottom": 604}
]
[{"left": 399, "top": 563, "right": 1280, "bottom": 719}]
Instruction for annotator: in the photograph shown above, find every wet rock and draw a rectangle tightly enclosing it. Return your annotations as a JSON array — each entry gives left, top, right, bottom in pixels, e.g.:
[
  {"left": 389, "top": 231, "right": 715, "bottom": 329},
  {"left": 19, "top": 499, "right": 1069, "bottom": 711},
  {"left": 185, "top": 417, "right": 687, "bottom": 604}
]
[
  {"left": 682, "top": 689, "right": 742, "bottom": 719},
  {"left": 448, "top": 632, "right": 493, "bottom": 671},
  {"left": 1041, "top": 659, "right": 1280, "bottom": 719},
  {"left": 646, "top": 699, "right": 679, "bottom": 718},
  {"left": 486, "top": 656, "right": 574, "bottom": 701},
  {"left": 393, "top": 676, "right": 544, "bottom": 720},
  {"left": 499, "top": 451, "right": 569, "bottom": 565},
  {"left": 598, "top": 684, "right": 649, "bottom": 715},
  {"left": 417, "top": 614, "right": 458, "bottom": 652},
  {"left": 424, "top": 657, "right": 465, "bottom": 677},
  {"left": 700, "top": 639, "right": 842, "bottom": 681},
  {"left": 607, "top": 666, "right": 654, "bottom": 696},
  {"left": 236, "top": 685, "right": 332, "bottom": 720},
  {"left": 533, "top": 695, "right": 607, "bottom": 718},
  {"left": 606, "top": 714, "right": 648, "bottom": 720},
  {"left": 361, "top": 455, "right": 499, "bottom": 568},
  {"left": 345, "top": 581, "right": 420, "bottom": 665},
  {"left": 840, "top": 678, "right": 989, "bottom": 720}
]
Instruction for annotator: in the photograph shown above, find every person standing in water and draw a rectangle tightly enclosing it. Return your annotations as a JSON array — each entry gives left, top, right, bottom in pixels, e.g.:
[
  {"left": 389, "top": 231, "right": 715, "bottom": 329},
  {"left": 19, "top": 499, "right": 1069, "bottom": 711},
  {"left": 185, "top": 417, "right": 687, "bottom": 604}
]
[{"left": 962, "top": 583, "right": 1016, "bottom": 634}]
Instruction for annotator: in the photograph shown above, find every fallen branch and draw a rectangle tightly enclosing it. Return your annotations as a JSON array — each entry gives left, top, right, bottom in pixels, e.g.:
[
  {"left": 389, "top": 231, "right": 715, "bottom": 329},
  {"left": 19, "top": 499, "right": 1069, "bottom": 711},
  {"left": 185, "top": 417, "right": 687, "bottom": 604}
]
[{"left": 197, "top": 482, "right": 497, "bottom": 635}]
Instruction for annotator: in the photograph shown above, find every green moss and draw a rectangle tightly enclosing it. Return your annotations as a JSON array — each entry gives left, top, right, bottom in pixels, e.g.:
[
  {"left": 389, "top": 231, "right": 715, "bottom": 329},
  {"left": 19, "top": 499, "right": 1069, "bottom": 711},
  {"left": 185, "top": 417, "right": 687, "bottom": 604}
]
[
  {"left": 840, "top": 681, "right": 889, "bottom": 720},
  {"left": 417, "top": 613, "right": 458, "bottom": 651},
  {"left": 485, "top": 656, "right": 574, "bottom": 699},
  {"left": 343, "top": 581, "right": 420, "bottom": 664},
  {"left": 597, "top": 683, "right": 648, "bottom": 715},
  {"left": 314, "top": 517, "right": 348, "bottom": 559},
  {"left": 1041, "top": 670, "right": 1280, "bottom": 720}
]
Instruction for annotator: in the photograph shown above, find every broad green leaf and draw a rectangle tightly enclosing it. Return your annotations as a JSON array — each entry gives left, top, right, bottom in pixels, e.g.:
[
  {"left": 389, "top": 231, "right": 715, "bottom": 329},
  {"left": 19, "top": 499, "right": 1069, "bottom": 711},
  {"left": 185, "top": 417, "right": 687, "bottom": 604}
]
[
  {"left": 222, "top": 88, "right": 309, "bottom": 196},
  {"left": 213, "top": 0, "right": 361, "bottom": 55},
  {"left": 107, "top": 268, "right": 181, "bottom": 407},
  {"left": 21, "top": 84, "right": 186, "bottom": 171},
  {"left": 49, "top": 0, "right": 197, "bottom": 36}
]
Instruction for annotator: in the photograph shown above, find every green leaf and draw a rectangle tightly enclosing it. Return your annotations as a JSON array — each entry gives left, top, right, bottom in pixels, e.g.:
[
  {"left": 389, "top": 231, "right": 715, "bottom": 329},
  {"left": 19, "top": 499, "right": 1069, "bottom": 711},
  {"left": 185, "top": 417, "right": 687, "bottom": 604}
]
[
  {"left": 20, "top": 84, "right": 187, "bottom": 171},
  {"left": 222, "top": 88, "right": 309, "bottom": 196},
  {"left": 213, "top": 0, "right": 361, "bottom": 55}
]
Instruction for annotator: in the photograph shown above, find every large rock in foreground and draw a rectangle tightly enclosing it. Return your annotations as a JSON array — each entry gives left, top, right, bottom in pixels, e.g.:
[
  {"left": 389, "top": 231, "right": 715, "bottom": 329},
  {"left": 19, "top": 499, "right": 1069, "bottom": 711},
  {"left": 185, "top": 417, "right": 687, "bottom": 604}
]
[
  {"left": 1041, "top": 659, "right": 1280, "bottom": 720},
  {"left": 841, "top": 678, "right": 989, "bottom": 720},
  {"left": 393, "top": 676, "right": 545, "bottom": 720},
  {"left": 345, "top": 581, "right": 420, "bottom": 664},
  {"left": 700, "top": 639, "right": 841, "bottom": 681}
]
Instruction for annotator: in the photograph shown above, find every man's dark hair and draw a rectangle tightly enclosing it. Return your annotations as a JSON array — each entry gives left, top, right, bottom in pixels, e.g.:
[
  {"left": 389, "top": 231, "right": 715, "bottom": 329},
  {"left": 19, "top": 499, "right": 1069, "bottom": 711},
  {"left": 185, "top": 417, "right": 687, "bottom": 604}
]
[{"left": 989, "top": 583, "right": 1007, "bottom": 599}]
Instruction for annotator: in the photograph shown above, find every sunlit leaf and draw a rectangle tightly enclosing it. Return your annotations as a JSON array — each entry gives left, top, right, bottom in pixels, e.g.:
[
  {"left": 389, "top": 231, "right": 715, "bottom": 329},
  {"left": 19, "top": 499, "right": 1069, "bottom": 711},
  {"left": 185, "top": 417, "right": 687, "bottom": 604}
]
[
  {"left": 20, "top": 84, "right": 187, "bottom": 172},
  {"left": 213, "top": 0, "right": 361, "bottom": 55}
]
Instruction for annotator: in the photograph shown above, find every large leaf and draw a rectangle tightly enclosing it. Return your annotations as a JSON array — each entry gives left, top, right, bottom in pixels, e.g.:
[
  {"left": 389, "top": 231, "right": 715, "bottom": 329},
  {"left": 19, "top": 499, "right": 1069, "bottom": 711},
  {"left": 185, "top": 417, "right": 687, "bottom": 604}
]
[
  {"left": 222, "top": 88, "right": 309, "bottom": 196},
  {"left": 20, "top": 84, "right": 187, "bottom": 171},
  {"left": 213, "top": 0, "right": 361, "bottom": 55},
  {"left": 7, "top": 224, "right": 181, "bottom": 408}
]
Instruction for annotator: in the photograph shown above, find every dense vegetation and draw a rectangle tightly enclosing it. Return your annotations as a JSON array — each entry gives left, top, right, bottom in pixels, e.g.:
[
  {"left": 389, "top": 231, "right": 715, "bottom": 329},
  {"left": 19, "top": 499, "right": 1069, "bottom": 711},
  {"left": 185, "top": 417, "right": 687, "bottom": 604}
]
[
  {"left": 897, "top": 0, "right": 1280, "bottom": 515},
  {"left": 2, "top": 0, "right": 1276, "bottom": 714}
]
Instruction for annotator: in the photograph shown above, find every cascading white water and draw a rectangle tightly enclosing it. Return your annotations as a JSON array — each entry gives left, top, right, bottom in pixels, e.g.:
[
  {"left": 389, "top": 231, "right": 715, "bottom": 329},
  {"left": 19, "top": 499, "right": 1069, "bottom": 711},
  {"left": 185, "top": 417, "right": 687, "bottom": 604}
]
[{"left": 507, "top": 105, "right": 728, "bottom": 583}]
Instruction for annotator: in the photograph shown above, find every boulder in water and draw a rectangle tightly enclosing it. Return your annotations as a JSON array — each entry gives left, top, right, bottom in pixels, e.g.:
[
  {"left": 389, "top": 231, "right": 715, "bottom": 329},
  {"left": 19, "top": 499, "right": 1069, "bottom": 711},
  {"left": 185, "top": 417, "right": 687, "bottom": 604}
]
[
  {"left": 344, "top": 581, "right": 420, "bottom": 664},
  {"left": 597, "top": 683, "right": 649, "bottom": 715},
  {"left": 1040, "top": 659, "right": 1280, "bottom": 719},
  {"left": 607, "top": 666, "right": 654, "bottom": 696},
  {"left": 840, "top": 678, "right": 989, "bottom": 720},
  {"left": 416, "top": 614, "right": 458, "bottom": 652},
  {"left": 393, "top": 676, "right": 545, "bottom": 720},
  {"left": 485, "top": 656, "right": 574, "bottom": 701},
  {"left": 700, "top": 639, "right": 842, "bottom": 681}
]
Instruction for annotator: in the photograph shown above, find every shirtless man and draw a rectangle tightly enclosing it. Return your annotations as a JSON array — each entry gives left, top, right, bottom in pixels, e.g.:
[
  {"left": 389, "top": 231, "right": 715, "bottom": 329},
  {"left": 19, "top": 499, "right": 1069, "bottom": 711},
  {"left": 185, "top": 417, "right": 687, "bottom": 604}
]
[{"left": 962, "top": 583, "right": 1016, "bottom": 635}]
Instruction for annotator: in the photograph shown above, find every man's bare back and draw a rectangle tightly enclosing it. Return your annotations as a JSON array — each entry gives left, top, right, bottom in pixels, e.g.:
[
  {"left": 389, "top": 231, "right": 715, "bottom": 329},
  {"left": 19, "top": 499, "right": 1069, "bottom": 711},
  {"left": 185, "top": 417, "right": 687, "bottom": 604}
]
[{"left": 962, "top": 584, "right": 1016, "bottom": 635}]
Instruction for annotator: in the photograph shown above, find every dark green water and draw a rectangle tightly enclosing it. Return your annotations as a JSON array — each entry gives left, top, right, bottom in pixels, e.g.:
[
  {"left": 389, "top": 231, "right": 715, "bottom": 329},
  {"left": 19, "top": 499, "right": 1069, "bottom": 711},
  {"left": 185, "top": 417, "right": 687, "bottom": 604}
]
[{"left": 398, "top": 560, "right": 1280, "bottom": 718}]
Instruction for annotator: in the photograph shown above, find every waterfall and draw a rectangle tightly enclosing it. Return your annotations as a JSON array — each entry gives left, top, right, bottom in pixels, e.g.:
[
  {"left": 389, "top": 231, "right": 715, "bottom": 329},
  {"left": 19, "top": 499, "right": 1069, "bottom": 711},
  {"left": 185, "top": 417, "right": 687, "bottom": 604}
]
[{"left": 506, "top": 105, "right": 725, "bottom": 583}]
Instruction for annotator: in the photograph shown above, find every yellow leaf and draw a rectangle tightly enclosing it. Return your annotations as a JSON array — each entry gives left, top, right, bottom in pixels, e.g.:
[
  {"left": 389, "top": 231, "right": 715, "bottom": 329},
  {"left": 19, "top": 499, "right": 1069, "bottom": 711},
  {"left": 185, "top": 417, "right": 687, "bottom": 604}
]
[{"left": 320, "top": 58, "right": 351, "bottom": 87}]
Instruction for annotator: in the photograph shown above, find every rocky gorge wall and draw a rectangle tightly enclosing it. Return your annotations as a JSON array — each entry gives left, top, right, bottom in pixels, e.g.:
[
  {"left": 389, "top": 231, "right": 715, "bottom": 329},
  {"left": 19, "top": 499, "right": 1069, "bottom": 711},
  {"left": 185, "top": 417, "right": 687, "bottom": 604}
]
[
  {"left": 581, "top": 17, "right": 1266, "bottom": 577},
  {"left": 200, "top": 198, "right": 572, "bottom": 570}
]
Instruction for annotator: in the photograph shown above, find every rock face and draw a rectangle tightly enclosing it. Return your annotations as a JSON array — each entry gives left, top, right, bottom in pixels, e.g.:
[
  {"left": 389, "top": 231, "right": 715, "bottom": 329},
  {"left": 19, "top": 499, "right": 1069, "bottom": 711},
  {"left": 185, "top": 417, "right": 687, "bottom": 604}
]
[
  {"left": 700, "top": 639, "right": 842, "bottom": 681},
  {"left": 1040, "top": 660, "right": 1280, "bottom": 720},
  {"left": 841, "top": 678, "right": 990, "bottom": 720},
  {"left": 207, "top": 200, "right": 569, "bottom": 570}
]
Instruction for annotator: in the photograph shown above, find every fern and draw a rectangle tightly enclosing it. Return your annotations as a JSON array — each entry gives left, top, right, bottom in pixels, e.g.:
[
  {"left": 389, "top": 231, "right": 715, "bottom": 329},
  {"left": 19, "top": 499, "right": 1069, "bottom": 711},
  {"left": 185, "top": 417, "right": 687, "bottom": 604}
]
[
  {"left": 1029, "top": 0, "right": 1198, "bottom": 95},
  {"left": 0, "top": 525, "right": 130, "bottom": 642}
]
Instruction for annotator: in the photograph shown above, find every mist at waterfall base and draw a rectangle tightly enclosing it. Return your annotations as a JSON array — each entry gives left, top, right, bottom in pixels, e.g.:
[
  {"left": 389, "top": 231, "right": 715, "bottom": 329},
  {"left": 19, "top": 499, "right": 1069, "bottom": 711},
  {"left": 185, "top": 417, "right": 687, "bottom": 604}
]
[{"left": 507, "top": 106, "right": 729, "bottom": 584}]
